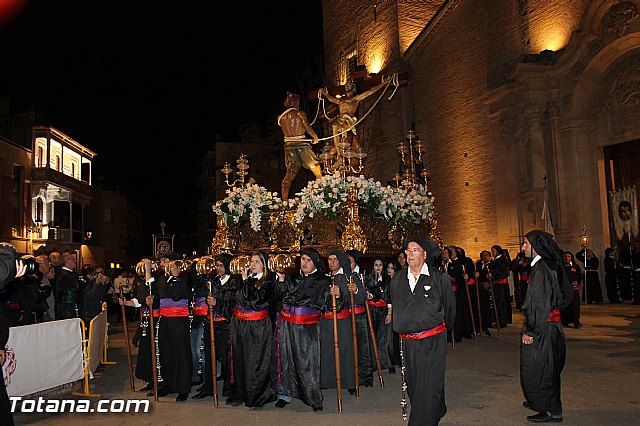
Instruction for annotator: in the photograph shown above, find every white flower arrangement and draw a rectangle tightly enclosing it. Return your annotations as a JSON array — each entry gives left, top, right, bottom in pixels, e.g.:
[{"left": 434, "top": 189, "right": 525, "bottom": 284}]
[
  {"left": 294, "top": 172, "right": 436, "bottom": 226},
  {"left": 212, "top": 184, "right": 283, "bottom": 232},
  {"left": 213, "top": 174, "right": 436, "bottom": 232}
]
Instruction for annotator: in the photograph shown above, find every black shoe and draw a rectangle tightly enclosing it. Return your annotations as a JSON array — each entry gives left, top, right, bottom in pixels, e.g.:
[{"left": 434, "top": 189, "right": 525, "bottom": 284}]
[
  {"left": 527, "top": 412, "right": 563, "bottom": 423},
  {"left": 523, "top": 401, "right": 533, "bottom": 410},
  {"left": 148, "top": 388, "right": 169, "bottom": 397},
  {"left": 483, "top": 329, "right": 491, "bottom": 337},
  {"left": 251, "top": 405, "right": 264, "bottom": 410},
  {"left": 348, "top": 388, "right": 356, "bottom": 395},
  {"left": 275, "top": 399, "right": 290, "bottom": 408},
  {"left": 139, "top": 384, "right": 153, "bottom": 392},
  {"left": 313, "top": 406, "right": 323, "bottom": 412},
  {"left": 176, "top": 393, "right": 189, "bottom": 402},
  {"left": 574, "top": 323, "right": 582, "bottom": 329},
  {"left": 226, "top": 397, "right": 244, "bottom": 407},
  {"left": 192, "top": 390, "right": 213, "bottom": 399},
  {"left": 388, "top": 367, "right": 396, "bottom": 374}
]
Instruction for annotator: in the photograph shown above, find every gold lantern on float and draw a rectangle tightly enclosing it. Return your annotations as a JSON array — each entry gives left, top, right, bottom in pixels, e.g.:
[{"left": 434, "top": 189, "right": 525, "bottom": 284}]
[
  {"left": 135, "top": 259, "right": 160, "bottom": 277},
  {"left": 196, "top": 256, "right": 216, "bottom": 275},
  {"left": 230, "top": 255, "right": 251, "bottom": 275}
]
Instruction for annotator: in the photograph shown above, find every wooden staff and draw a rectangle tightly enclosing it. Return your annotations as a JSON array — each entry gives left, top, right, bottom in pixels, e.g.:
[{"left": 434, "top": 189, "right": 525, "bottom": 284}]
[
  {"left": 120, "top": 294, "right": 135, "bottom": 390},
  {"left": 363, "top": 297, "right": 384, "bottom": 388},
  {"left": 348, "top": 276, "right": 359, "bottom": 398},
  {"left": 462, "top": 266, "right": 477, "bottom": 341},
  {"left": 207, "top": 280, "right": 219, "bottom": 406},
  {"left": 330, "top": 275, "right": 343, "bottom": 413},
  {"left": 147, "top": 284, "right": 159, "bottom": 401},
  {"left": 487, "top": 266, "right": 501, "bottom": 335},
  {"left": 451, "top": 328, "right": 456, "bottom": 349},
  {"left": 473, "top": 273, "right": 484, "bottom": 335}
]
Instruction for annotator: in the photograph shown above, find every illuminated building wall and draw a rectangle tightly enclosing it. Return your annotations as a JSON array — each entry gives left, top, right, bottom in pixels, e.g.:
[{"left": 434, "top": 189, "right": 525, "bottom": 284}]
[{"left": 323, "top": 0, "right": 640, "bottom": 261}]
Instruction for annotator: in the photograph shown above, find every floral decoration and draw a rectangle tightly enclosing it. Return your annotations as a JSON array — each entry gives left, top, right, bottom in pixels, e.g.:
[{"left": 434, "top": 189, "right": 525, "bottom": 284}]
[
  {"left": 212, "top": 184, "right": 283, "bottom": 231},
  {"left": 213, "top": 173, "right": 436, "bottom": 231}
]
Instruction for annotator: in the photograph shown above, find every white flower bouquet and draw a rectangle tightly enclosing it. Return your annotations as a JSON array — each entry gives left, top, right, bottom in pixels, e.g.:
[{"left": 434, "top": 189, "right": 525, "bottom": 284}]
[{"left": 212, "top": 184, "right": 283, "bottom": 231}]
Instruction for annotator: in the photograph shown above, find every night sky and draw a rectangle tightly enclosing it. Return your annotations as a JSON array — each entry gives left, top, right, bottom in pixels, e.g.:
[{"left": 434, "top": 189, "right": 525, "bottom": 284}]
[{"left": 0, "top": 0, "right": 324, "bottom": 240}]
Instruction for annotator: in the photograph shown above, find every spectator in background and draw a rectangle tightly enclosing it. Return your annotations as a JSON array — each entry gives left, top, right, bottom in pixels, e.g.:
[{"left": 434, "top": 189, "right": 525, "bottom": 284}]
[
  {"left": 55, "top": 253, "right": 80, "bottom": 319},
  {"left": 575, "top": 248, "right": 603, "bottom": 304},
  {"left": 81, "top": 265, "right": 107, "bottom": 323},
  {"left": 604, "top": 248, "right": 621, "bottom": 304}
]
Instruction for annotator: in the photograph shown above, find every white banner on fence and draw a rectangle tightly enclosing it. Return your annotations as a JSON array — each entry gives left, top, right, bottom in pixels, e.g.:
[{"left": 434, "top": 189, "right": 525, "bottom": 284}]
[
  {"left": 88, "top": 310, "right": 107, "bottom": 376},
  {"left": 3, "top": 318, "right": 84, "bottom": 397}
]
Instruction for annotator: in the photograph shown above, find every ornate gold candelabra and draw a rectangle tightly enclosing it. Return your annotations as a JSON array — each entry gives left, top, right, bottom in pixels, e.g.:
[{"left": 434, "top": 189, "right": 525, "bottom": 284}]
[
  {"left": 319, "top": 137, "right": 367, "bottom": 178},
  {"left": 221, "top": 153, "right": 250, "bottom": 187},
  {"left": 393, "top": 130, "right": 428, "bottom": 189},
  {"left": 341, "top": 186, "right": 368, "bottom": 253}
]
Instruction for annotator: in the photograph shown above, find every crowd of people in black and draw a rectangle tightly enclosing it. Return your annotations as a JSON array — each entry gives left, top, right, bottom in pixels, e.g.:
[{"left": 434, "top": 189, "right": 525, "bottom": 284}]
[{"left": 1, "top": 238, "right": 638, "bottom": 425}]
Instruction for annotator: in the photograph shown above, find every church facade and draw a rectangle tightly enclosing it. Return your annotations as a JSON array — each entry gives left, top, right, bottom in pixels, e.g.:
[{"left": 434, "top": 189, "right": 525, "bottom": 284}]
[{"left": 322, "top": 0, "right": 640, "bottom": 257}]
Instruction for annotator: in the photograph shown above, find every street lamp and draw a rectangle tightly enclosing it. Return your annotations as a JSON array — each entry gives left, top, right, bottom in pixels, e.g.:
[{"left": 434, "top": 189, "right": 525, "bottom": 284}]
[{"left": 580, "top": 226, "right": 590, "bottom": 307}]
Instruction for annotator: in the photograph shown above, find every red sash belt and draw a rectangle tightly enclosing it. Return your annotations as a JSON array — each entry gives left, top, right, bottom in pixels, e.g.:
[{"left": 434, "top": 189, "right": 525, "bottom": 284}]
[
  {"left": 467, "top": 278, "right": 477, "bottom": 285},
  {"left": 152, "top": 309, "right": 160, "bottom": 318},
  {"left": 322, "top": 310, "right": 350, "bottom": 320},
  {"left": 451, "top": 283, "right": 458, "bottom": 292},
  {"left": 400, "top": 322, "right": 447, "bottom": 340},
  {"left": 7, "top": 302, "right": 19, "bottom": 310},
  {"left": 192, "top": 305, "right": 208, "bottom": 316},
  {"left": 571, "top": 281, "right": 580, "bottom": 291},
  {"left": 367, "top": 299, "right": 387, "bottom": 308},
  {"left": 213, "top": 315, "right": 228, "bottom": 322},
  {"left": 159, "top": 307, "right": 189, "bottom": 317},
  {"left": 280, "top": 309, "right": 321, "bottom": 325},
  {"left": 349, "top": 305, "right": 366, "bottom": 315},
  {"left": 548, "top": 309, "right": 561, "bottom": 322},
  {"left": 494, "top": 278, "right": 509, "bottom": 284},
  {"left": 234, "top": 308, "right": 269, "bottom": 321}
]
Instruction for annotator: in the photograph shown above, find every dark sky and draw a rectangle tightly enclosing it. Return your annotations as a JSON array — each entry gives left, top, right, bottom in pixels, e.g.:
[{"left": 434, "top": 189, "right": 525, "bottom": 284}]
[{"left": 0, "top": 0, "right": 324, "bottom": 240}]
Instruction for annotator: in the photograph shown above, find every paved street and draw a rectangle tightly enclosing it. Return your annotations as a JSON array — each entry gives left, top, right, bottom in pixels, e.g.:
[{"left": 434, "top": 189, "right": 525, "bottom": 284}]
[{"left": 13, "top": 304, "right": 640, "bottom": 425}]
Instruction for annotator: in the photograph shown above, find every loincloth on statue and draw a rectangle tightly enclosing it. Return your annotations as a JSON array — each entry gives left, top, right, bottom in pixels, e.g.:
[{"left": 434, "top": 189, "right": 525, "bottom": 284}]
[{"left": 284, "top": 138, "right": 320, "bottom": 173}]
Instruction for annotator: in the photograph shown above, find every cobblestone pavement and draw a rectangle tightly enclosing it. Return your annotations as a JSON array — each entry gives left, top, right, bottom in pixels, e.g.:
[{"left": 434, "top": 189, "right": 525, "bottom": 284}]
[{"left": 14, "top": 303, "right": 640, "bottom": 425}]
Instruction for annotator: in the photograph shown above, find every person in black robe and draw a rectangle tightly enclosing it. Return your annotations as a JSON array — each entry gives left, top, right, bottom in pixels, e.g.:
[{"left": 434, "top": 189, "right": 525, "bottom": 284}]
[
  {"left": 156, "top": 259, "right": 192, "bottom": 401},
  {"left": 560, "top": 252, "right": 582, "bottom": 329},
  {"left": 346, "top": 250, "right": 372, "bottom": 387},
  {"left": 193, "top": 253, "right": 240, "bottom": 400},
  {"left": 474, "top": 251, "right": 493, "bottom": 336},
  {"left": 189, "top": 270, "right": 208, "bottom": 387},
  {"left": 456, "top": 247, "right": 479, "bottom": 337},
  {"left": 391, "top": 238, "right": 455, "bottom": 426},
  {"left": 368, "top": 257, "right": 394, "bottom": 372},
  {"left": 511, "top": 251, "right": 531, "bottom": 310},
  {"left": 575, "top": 248, "right": 603, "bottom": 304},
  {"left": 272, "top": 248, "right": 332, "bottom": 411},
  {"left": 489, "top": 245, "right": 512, "bottom": 328},
  {"left": 521, "top": 230, "right": 566, "bottom": 423},
  {"left": 386, "top": 260, "right": 401, "bottom": 371},
  {"left": 123, "top": 257, "right": 168, "bottom": 393},
  {"left": 603, "top": 248, "right": 621, "bottom": 303},
  {"left": 320, "top": 250, "right": 356, "bottom": 392},
  {"left": 228, "top": 251, "right": 276, "bottom": 408},
  {"left": 449, "top": 247, "right": 474, "bottom": 340}
]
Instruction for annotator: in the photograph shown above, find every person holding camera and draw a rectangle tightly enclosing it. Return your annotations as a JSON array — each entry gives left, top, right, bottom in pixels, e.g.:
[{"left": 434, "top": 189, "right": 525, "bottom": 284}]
[
  {"left": 81, "top": 265, "right": 107, "bottom": 324},
  {"left": 0, "top": 242, "right": 28, "bottom": 426}
]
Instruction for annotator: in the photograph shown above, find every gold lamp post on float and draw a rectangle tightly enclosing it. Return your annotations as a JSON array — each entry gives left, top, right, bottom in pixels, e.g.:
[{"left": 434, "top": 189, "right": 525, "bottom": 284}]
[
  {"left": 393, "top": 130, "right": 428, "bottom": 190},
  {"left": 221, "top": 153, "right": 251, "bottom": 188},
  {"left": 319, "top": 138, "right": 367, "bottom": 179},
  {"left": 580, "top": 226, "right": 590, "bottom": 307}
]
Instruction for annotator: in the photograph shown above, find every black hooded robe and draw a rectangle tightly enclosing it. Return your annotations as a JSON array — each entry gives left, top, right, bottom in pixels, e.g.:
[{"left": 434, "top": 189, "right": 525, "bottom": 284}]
[
  {"left": 521, "top": 257, "right": 565, "bottom": 416},
  {"left": 273, "top": 269, "right": 329, "bottom": 409}
]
